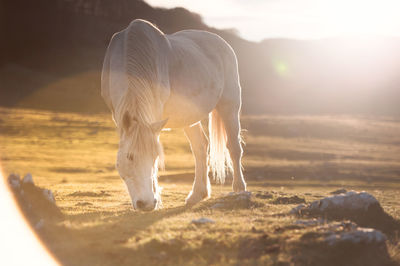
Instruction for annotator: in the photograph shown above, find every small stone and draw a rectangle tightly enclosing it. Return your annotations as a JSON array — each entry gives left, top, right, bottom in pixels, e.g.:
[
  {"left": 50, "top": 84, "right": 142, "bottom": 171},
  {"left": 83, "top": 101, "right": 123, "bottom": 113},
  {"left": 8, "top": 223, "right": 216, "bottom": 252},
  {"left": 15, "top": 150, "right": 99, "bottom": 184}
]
[
  {"left": 192, "top": 217, "right": 215, "bottom": 225},
  {"left": 211, "top": 203, "right": 225, "bottom": 209},
  {"left": 22, "top": 173, "right": 34, "bottom": 184},
  {"left": 42, "top": 189, "right": 55, "bottom": 203},
  {"left": 7, "top": 173, "right": 21, "bottom": 189}
]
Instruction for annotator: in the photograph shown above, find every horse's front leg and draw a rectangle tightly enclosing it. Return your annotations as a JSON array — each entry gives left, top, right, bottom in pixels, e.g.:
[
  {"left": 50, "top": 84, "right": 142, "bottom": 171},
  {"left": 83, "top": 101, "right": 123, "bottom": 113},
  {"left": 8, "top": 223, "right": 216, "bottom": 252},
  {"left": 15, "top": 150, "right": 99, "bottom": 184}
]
[{"left": 184, "top": 122, "right": 211, "bottom": 206}]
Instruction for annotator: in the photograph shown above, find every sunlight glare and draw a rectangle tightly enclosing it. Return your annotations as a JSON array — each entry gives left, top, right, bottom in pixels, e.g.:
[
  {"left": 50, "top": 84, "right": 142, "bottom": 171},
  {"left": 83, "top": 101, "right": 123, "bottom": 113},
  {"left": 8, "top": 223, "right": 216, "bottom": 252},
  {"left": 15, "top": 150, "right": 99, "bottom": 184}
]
[
  {"left": 274, "top": 61, "right": 289, "bottom": 76},
  {"left": 145, "top": 0, "right": 400, "bottom": 40},
  {"left": 0, "top": 169, "right": 58, "bottom": 266}
]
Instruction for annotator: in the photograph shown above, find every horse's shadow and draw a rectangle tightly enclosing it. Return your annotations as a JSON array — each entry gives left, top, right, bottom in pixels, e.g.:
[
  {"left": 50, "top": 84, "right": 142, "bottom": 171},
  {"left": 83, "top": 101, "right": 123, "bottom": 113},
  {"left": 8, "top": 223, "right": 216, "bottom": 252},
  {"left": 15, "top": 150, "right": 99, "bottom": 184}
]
[
  {"left": 33, "top": 191, "right": 257, "bottom": 265},
  {"left": 37, "top": 204, "right": 189, "bottom": 265}
]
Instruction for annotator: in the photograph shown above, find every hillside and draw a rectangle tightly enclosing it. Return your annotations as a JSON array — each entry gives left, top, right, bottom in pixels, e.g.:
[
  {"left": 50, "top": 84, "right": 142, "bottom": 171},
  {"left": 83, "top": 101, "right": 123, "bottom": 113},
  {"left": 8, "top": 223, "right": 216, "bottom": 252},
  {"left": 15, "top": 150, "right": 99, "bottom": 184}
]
[{"left": 1, "top": 0, "right": 400, "bottom": 116}]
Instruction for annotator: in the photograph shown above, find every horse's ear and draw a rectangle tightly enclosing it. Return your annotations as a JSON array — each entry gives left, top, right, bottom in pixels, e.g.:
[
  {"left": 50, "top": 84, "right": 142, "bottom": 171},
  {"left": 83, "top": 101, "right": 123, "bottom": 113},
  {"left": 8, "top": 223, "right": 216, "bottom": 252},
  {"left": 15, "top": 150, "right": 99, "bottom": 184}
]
[{"left": 151, "top": 118, "right": 168, "bottom": 133}]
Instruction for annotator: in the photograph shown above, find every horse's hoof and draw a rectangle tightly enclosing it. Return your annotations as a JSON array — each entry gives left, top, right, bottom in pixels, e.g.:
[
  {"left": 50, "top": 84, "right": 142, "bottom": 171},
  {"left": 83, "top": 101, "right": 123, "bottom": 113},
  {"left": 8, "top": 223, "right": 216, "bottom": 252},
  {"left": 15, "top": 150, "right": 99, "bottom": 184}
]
[
  {"left": 233, "top": 180, "right": 247, "bottom": 193},
  {"left": 185, "top": 190, "right": 208, "bottom": 207}
]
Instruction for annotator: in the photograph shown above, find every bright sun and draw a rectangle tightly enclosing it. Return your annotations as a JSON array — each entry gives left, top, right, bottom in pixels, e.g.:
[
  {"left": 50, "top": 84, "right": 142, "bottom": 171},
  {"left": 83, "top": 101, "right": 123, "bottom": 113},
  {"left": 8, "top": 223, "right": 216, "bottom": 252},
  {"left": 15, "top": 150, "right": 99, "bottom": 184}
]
[
  {"left": 319, "top": 0, "right": 400, "bottom": 37},
  {"left": 145, "top": 0, "right": 400, "bottom": 41}
]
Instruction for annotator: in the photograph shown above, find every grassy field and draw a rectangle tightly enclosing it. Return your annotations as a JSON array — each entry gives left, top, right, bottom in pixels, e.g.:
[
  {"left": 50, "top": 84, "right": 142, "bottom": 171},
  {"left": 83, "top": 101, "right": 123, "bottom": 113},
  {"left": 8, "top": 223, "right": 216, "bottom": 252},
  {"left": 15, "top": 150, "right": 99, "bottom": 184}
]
[{"left": 1, "top": 107, "right": 400, "bottom": 265}]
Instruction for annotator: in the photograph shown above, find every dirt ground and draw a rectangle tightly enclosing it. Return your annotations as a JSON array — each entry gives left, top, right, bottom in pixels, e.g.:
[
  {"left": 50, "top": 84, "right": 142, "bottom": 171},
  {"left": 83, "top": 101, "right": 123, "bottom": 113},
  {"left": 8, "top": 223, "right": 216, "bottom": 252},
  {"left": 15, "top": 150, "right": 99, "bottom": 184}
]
[{"left": 1, "top": 107, "right": 400, "bottom": 265}]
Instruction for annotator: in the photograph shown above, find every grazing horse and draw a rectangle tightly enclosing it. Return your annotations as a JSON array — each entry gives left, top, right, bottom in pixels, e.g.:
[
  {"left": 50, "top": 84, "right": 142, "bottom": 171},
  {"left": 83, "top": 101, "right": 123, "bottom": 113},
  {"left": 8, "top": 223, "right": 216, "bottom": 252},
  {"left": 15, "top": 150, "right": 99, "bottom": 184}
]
[{"left": 101, "top": 19, "right": 246, "bottom": 211}]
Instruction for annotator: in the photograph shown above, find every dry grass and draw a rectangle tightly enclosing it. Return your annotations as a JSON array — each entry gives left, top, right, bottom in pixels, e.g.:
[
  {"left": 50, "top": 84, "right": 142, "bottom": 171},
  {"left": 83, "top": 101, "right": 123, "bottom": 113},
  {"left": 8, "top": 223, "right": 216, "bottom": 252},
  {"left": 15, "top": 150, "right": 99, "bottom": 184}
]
[{"left": 1, "top": 107, "right": 400, "bottom": 265}]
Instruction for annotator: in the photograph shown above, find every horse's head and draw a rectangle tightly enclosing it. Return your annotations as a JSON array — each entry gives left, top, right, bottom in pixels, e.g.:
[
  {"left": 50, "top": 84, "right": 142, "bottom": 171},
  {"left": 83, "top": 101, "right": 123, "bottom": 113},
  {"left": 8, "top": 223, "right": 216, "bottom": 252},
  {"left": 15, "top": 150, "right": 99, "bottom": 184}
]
[{"left": 116, "top": 111, "right": 168, "bottom": 211}]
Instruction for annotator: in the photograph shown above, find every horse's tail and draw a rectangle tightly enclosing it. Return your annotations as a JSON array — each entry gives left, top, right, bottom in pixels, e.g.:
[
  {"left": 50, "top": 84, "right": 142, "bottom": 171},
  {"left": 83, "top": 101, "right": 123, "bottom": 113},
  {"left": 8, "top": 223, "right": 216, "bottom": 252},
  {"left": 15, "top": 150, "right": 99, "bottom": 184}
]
[{"left": 208, "top": 110, "right": 233, "bottom": 184}]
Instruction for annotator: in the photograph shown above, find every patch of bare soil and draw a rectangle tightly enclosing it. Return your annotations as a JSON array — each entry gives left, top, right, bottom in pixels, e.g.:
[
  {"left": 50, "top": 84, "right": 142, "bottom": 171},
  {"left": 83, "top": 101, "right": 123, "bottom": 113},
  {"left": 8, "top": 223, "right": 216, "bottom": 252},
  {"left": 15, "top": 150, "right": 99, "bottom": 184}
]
[
  {"left": 140, "top": 238, "right": 186, "bottom": 261},
  {"left": 209, "top": 191, "right": 263, "bottom": 210},
  {"left": 272, "top": 195, "right": 306, "bottom": 204},
  {"left": 238, "top": 234, "right": 281, "bottom": 260},
  {"left": 254, "top": 191, "right": 273, "bottom": 199}
]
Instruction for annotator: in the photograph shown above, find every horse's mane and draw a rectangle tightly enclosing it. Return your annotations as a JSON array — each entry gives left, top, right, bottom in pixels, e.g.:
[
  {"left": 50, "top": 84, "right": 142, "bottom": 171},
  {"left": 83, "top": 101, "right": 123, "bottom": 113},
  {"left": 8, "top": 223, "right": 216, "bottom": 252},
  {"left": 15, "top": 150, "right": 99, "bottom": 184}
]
[
  {"left": 114, "top": 20, "right": 167, "bottom": 169},
  {"left": 115, "top": 20, "right": 165, "bottom": 127}
]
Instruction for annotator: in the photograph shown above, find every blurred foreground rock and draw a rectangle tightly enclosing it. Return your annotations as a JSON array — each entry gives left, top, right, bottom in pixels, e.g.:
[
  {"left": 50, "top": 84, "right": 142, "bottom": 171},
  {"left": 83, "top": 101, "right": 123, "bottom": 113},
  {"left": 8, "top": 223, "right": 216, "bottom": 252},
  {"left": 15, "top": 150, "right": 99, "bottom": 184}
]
[{"left": 7, "top": 173, "right": 63, "bottom": 227}]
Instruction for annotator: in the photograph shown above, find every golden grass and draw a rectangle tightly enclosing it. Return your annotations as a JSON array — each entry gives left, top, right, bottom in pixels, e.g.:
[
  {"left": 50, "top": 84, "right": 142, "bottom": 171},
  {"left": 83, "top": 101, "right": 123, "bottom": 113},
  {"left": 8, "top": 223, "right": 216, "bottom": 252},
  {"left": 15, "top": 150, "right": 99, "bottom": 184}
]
[{"left": 1, "top": 107, "right": 400, "bottom": 265}]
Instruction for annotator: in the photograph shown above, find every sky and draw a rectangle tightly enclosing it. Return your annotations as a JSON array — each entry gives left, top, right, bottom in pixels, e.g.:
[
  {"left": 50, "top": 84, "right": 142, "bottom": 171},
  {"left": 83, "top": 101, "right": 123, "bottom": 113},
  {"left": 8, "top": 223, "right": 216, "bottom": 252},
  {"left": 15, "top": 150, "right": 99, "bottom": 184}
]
[{"left": 145, "top": 0, "right": 400, "bottom": 41}]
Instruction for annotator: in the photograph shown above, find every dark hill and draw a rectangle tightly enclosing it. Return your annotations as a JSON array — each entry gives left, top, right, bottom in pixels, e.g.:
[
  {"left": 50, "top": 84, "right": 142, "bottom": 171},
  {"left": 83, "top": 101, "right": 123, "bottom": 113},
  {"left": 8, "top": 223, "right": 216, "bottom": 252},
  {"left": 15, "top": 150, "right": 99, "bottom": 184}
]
[{"left": 1, "top": 0, "right": 400, "bottom": 116}]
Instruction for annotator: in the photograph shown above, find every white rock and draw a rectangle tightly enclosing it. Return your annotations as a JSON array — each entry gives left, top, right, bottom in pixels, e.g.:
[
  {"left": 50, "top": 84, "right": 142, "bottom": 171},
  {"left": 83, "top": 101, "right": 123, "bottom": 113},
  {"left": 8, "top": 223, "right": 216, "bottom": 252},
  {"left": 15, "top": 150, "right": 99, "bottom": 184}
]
[
  {"left": 192, "top": 217, "right": 215, "bottom": 224},
  {"left": 42, "top": 189, "right": 55, "bottom": 203},
  {"left": 7, "top": 173, "right": 20, "bottom": 189},
  {"left": 291, "top": 191, "right": 379, "bottom": 214},
  {"left": 317, "top": 191, "right": 378, "bottom": 211},
  {"left": 22, "top": 173, "right": 34, "bottom": 184},
  {"left": 325, "top": 227, "right": 387, "bottom": 245}
]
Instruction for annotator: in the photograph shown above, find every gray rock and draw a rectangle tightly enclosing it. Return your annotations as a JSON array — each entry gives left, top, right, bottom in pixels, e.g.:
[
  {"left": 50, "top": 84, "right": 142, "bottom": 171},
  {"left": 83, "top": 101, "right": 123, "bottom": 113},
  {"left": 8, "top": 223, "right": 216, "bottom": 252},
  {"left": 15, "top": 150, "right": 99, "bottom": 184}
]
[
  {"left": 7, "top": 173, "right": 20, "bottom": 189},
  {"left": 42, "top": 189, "right": 55, "bottom": 204},
  {"left": 324, "top": 224, "right": 386, "bottom": 245},
  {"left": 22, "top": 173, "right": 34, "bottom": 185},
  {"left": 192, "top": 217, "right": 215, "bottom": 224},
  {"left": 291, "top": 191, "right": 378, "bottom": 213}
]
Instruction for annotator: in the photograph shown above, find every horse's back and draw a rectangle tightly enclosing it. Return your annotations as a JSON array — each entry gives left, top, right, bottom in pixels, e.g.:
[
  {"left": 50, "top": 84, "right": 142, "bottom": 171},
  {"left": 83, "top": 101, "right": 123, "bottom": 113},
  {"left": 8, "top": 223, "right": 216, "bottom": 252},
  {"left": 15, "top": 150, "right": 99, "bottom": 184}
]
[{"left": 163, "top": 30, "right": 238, "bottom": 127}]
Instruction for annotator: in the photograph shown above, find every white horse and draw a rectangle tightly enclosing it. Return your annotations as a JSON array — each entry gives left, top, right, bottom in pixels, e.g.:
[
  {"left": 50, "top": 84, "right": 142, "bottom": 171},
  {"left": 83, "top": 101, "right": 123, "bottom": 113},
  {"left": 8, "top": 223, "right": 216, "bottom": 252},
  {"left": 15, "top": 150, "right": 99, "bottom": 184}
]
[{"left": 101, "top": 19, "right": 246, "bottom": 211}]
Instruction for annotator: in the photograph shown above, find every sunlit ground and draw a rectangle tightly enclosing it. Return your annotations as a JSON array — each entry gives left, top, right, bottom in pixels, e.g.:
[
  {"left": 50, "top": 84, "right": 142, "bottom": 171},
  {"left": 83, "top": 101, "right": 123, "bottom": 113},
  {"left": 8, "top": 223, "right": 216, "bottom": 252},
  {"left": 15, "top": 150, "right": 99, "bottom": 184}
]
[{"left": 1, "top": 107, "right": 400, "bottom": 265}]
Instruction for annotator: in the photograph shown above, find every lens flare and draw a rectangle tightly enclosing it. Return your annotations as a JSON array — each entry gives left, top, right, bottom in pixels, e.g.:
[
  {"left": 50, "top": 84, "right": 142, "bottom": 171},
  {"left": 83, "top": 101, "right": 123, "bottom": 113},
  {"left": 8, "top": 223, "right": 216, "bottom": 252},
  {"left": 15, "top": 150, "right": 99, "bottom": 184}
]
[
  {"left": 0, "top": 169, "right": 58, "bottom": 265},
  {"left": 274, "top": 61, "right": 289, "bottom": 76}
]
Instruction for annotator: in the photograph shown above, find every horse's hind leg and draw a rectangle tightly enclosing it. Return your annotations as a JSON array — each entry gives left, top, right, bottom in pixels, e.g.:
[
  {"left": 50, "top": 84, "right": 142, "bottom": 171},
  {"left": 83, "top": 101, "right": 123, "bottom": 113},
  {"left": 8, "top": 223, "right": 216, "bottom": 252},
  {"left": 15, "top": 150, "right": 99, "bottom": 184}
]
[
  {"left": 217, "top": 104, "right": 247, "bottom": 192},
  {"left": 184, "top": 122, "right": 211, "bottom": 206}
]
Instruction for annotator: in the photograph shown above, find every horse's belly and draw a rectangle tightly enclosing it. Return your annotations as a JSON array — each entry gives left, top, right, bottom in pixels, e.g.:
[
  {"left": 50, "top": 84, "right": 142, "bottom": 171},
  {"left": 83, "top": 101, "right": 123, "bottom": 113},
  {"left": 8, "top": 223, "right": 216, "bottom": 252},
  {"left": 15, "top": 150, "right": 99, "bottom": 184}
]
[{"left": 163, "top": 84, "right": 222, "bottom": 128}]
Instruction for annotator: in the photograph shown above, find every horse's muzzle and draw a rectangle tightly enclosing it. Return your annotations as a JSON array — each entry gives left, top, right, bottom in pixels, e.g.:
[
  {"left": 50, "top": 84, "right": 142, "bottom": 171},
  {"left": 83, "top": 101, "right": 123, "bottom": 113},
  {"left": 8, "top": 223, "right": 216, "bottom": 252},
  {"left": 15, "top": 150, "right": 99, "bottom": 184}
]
[{"left": 135, "top": 199, "right": 157, "bottom": 211}]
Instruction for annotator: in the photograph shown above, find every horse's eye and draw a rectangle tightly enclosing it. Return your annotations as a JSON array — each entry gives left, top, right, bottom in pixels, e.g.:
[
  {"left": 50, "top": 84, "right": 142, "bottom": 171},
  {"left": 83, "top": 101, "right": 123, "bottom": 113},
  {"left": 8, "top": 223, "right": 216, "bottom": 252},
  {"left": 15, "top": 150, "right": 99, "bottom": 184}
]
[{"left": 127, "top": 153, "right": 134, "bottom": 161}]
